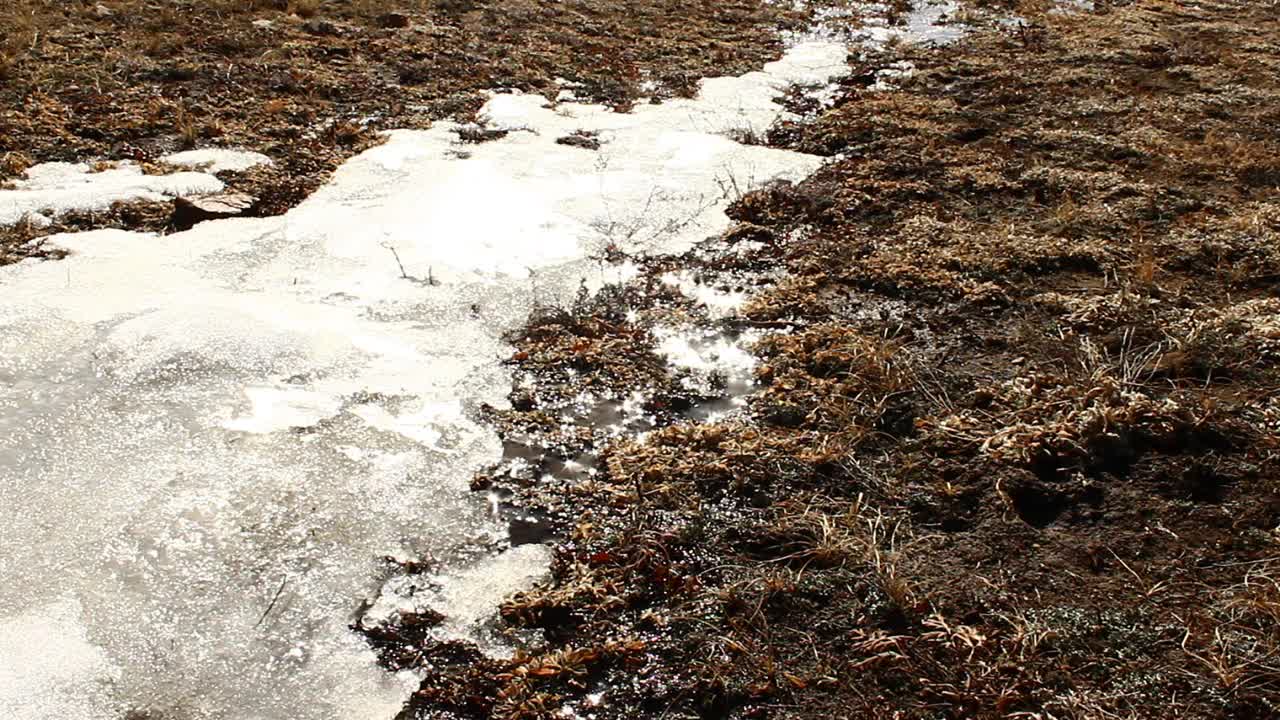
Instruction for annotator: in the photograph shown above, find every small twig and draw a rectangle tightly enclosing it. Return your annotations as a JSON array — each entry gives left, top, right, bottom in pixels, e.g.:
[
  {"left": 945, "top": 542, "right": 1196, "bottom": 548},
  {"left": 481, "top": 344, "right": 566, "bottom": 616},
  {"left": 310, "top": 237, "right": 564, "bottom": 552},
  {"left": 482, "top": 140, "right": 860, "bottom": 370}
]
[
  {"left": 381, "top": 240, "right": 438, "bottom": 286},
  {"left": 255, "top": 577, "right": 288, "bottom": 628},
  {"left": 382, "top": 241, "right": 409, "bottom": 279},
  {"left": 632, "top": 474, "right": 645, "bottom": 529}
]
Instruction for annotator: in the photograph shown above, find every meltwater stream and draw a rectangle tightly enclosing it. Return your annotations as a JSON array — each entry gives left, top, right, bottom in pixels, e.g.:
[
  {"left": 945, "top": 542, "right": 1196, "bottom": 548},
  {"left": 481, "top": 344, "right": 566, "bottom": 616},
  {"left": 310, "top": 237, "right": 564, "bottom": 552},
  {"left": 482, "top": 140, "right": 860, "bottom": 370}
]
[{"left": 0, "top": 42, "right": 849, "bottom": 720}]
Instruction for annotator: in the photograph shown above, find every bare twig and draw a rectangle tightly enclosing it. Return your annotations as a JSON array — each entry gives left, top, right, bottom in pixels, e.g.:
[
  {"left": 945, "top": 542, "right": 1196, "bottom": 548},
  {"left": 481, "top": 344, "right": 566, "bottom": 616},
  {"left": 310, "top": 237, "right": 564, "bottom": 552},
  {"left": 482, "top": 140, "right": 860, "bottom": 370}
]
[{"left": 255, "top": 577, "right": 288, "bottom": 628}]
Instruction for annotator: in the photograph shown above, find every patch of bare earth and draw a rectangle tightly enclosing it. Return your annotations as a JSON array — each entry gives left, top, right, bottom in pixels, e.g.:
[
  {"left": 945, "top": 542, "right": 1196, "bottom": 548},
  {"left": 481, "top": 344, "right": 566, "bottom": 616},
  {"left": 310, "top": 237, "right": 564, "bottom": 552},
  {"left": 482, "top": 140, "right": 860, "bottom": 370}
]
[{"left": 367, "top": 1, "right": 1280, "bottom": 718}]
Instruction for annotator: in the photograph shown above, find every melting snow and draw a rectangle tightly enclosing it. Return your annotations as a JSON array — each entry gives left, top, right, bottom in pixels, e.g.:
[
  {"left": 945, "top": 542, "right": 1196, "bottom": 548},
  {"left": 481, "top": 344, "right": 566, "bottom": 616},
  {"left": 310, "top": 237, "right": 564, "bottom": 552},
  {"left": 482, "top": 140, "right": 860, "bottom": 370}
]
[
  {"left": 852, "top": 1, "right": 966, "bottom": 49},
  {"left": 0, "top": 162, "right": 224, "bottom": 228},
  {"left": 162, "top": 148, "right": 273, "bottom": 174},
  {"left": 656, "top": 327, "right": 760, "bottom": 375},
  {"left": 0, "top": 39, "right": 849, "bottom": 720},
  {"left": 656, "top": 326, "right": 764, "bottom": 423},
  {"left": 661, "top": 270, "right": 749, "bottom": 318}
]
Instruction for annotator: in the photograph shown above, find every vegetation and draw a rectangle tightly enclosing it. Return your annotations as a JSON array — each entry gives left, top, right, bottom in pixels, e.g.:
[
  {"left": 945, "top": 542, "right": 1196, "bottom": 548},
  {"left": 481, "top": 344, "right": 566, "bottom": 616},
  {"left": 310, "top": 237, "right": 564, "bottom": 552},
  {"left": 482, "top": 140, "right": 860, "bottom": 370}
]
[{"left": 371, "top": 2, "right": 1280, "bottom": 718}]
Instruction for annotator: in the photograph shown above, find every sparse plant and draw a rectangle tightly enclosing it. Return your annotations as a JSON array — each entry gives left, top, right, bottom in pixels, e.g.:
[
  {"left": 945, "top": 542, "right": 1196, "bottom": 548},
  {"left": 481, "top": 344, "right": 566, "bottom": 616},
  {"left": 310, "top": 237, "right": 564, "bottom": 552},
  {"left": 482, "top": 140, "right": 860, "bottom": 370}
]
[
  {"left": 174, "top": 106, "right": 199, "bottom": 149},
  {"left": 725, "top": 124, "right": 764, "bottom": 146}
]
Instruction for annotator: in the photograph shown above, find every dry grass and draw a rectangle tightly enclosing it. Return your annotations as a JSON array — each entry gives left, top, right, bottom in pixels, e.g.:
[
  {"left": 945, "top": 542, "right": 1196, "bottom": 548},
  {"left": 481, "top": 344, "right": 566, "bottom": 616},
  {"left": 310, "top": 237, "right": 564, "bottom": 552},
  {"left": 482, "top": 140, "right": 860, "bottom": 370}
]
[
  {"left": 1181, "top": 562, "right": 1280, "bottom": 696},
  {"left": 173, "top": 106, "right": 198, "bottom": 150},
  {"left": 446, "top": 3, "right": 1280, "bottom": 718},
  {"left": 287, "top": 0, "right": 322, "bottom": 18},
  {"left": 0, "top": 0, "right": 47, "bottom": 78}
]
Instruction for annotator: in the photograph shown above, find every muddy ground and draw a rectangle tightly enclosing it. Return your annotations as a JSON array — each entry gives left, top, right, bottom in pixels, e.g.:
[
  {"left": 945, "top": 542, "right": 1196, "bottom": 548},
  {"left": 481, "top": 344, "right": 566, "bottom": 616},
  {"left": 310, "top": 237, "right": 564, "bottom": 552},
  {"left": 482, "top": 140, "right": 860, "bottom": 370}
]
[
  {"left": 0, "top": 0, "right": 815, "bottom": 262},
  {"left": 6, "top": 0, "right": 1280, "bottom": 718},
  {"left": 370, "top": 1, "right": 1280, "bottom": 719}
]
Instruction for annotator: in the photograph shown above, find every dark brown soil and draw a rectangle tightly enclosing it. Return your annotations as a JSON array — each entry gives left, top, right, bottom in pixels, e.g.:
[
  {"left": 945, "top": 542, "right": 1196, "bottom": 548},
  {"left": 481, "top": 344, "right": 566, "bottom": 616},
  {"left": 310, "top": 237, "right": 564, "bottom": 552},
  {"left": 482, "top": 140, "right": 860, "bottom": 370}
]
[
  {"left": 0, "top": 0, "right": 811, "bottom": 262},
  {"left": 367, "top": 2, "right": 1280, "bottom": 718}
]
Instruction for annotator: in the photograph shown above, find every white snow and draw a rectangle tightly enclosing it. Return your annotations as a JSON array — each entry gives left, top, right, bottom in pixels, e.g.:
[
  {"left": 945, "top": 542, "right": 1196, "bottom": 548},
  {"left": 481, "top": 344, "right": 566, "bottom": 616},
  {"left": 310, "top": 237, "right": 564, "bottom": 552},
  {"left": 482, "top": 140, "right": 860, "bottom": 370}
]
[
  {"left": 852, "top": 1, "right": 966, "bottom": 49},
  {"left": 0, "top": 599, "right": 120, "bottom": 720},
  {"left": 162, "top": 148, "right": 273, "bottom": 174},
  {"left": 0, "top": 39, "right": 850, "bottom": 720},
  {"left": 0, "top": 149, "right": 269, "bottom": 230},
  {"left": 0, "top": 162, "right": 224, "bottom": 227}
]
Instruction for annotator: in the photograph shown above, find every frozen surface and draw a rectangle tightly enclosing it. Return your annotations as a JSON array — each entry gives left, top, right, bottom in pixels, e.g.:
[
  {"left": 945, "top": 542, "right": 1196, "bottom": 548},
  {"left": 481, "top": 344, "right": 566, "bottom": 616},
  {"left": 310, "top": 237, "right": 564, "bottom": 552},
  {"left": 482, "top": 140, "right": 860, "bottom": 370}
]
[
  {"left": 0, "top": 40, "right": 849, "bottom": 720},
  {"left": 783, "top": 0, "right": 964, "bottom": 47},
  {"left": 162, "top": 148, "right": 273, "bottom": 174},
  {"left": 0, "top": 162, "right": 225, "bottom": 228},
  {"left": 366, "top": 544, "right": 552, "bottom": 658},
  {"left": 0, "top": 599, "right": 119, "bottom": 720},
  {"left": 851, "top": 1, "right": 966, "bottom": 49}
]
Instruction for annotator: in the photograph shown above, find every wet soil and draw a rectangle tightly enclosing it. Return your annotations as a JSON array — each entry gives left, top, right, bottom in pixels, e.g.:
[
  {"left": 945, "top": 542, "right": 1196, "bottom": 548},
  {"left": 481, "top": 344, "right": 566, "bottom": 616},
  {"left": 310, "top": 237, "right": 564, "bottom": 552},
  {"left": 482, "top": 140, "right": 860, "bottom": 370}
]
[{"left": 368, "top": 1, "right": 1280, "bottom": 718}]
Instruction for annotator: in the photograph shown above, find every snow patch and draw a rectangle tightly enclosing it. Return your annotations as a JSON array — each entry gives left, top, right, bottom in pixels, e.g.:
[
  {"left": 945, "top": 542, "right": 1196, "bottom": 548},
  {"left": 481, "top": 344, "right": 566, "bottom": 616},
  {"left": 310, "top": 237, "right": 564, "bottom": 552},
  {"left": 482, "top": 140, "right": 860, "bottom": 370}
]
[
  {"left": 0, "top": 599, "right": 120, "bottom": 720},
  {"left": 162, "top": 148, "right": 273, "bottom": 174},
  {"left": 0, "top": 39, "right": 851, "bottom": 720},
  {"left": 0, "top": 162, "right": 224, "bottom": 228}
]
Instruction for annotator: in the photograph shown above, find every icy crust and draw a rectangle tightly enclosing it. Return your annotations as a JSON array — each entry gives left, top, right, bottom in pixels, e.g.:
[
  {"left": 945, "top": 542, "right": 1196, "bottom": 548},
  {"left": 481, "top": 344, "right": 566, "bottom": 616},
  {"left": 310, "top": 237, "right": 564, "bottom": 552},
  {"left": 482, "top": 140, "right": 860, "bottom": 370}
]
[
  {"left": 0, "top": 149, "right": 269, "bottom": 230},
  {"left": 293, "top": 43, "right": 849, "bottom": 285},
  {"left": 0, "top": 41, "right": 849, "bottom": 720},
  {"left": 161, "top": 148, "right": 273, "bottom": 174},
  {"left": 364, "top": 544, "right": 552, "bottom": 659},
  {"left": 0, "top": 162, "right": 225, "bottom": 228}
]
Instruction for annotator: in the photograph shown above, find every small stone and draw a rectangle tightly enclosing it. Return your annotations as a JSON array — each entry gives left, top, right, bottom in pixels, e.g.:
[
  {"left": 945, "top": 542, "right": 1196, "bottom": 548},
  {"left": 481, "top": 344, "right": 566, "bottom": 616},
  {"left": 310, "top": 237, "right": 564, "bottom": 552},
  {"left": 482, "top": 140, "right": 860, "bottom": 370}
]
[
  {"left": 172, "top": 193, "right": 255, "bottom": 229},
  {"left": 455, "top": 125, "right": 508, "bottom": 144},
  {"left": 511, "top": 390, "right": 536, "bottom": 411},
  {"left": 93, "top": 3, "right": 113, "bottom": 18}
]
